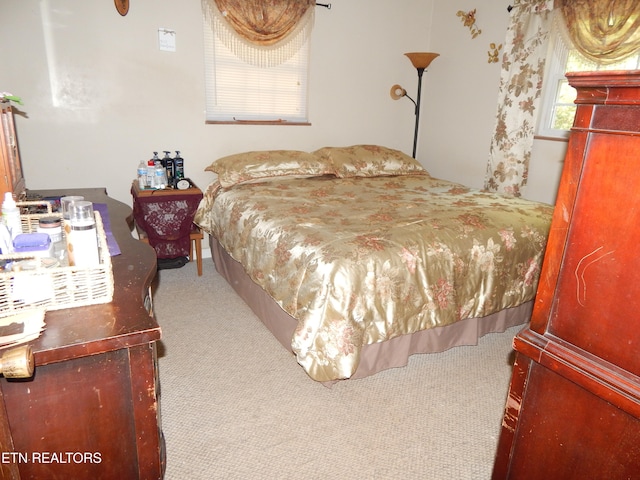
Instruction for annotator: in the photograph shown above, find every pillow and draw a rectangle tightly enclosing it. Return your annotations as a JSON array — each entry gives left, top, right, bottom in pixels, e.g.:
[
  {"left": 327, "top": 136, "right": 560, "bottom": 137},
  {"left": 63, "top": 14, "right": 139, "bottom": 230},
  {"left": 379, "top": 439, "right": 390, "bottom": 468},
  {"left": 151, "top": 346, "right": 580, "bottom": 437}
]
[
  {"left": 313, "top": 145, "right": 428, "bottom": 178},
  {"left": 206, "top": 150, "right": 335, "bottom": 187}
]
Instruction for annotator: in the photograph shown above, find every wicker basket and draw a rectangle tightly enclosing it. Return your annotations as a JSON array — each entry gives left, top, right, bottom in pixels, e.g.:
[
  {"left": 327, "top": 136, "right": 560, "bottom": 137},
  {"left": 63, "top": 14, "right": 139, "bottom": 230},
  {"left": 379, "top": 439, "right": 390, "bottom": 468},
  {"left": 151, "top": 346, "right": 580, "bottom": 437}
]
[{"left": 0, "top": 201, "right": 114, "bottom": 318}]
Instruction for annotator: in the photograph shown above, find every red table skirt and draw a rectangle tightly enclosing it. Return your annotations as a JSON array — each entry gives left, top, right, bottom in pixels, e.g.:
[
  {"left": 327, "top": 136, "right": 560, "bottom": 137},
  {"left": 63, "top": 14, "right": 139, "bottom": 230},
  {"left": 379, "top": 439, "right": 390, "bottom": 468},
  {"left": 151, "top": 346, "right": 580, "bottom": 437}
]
[{"left": 132, "top": 188, "right": 202, "bottom": 259}]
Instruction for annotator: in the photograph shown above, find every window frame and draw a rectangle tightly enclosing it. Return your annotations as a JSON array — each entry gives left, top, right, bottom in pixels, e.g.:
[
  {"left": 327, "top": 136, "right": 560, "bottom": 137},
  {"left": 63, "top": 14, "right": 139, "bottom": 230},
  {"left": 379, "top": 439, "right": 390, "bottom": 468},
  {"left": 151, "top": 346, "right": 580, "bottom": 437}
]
[
  {"left": 202, "top": 15, "right": 311, "bottom": 125},
  {"left": 537, "top": 27, "right": 574, "bottom": 140},
  {"left": 537, "top": 22, "right": 640, "bottom": 140}
]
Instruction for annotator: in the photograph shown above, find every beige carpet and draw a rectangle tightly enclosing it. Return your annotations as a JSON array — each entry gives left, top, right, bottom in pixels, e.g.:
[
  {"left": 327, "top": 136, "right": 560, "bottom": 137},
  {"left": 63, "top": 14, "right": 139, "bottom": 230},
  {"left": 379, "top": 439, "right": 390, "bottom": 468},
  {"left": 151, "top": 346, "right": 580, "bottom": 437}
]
[{"left": 153, "top": 260, "right": 520, "bottom": 480}]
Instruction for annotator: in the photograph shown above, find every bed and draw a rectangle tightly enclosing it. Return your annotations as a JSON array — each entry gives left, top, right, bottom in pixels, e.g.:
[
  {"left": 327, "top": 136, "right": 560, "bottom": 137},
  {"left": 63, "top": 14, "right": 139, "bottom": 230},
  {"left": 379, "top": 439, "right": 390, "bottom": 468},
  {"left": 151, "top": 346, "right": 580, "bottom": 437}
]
[{"left": 194, "top": 145, "right": 553, "bottom": 383}]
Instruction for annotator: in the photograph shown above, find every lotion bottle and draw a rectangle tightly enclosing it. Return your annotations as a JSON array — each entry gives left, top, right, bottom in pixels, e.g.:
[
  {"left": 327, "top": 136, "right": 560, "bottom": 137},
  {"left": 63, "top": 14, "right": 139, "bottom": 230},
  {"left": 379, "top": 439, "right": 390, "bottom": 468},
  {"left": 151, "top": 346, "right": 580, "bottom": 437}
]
[
  {"left": 174, "top": 151, "right": 184, "bottom": 180},
  {"left": 1, "top": 192, "right": 22, "bottom": 240},
  {"left": 67, "top": 201, "right": 100, "bottom": 267}
]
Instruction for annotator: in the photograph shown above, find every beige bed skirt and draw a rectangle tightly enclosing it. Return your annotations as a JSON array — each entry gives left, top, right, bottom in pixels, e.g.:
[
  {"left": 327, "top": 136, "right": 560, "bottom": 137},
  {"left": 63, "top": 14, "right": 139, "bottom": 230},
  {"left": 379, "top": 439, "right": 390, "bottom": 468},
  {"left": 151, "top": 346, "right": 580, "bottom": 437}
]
[{"left": 210, "top": 236, "right": 532, "bottom": 382}]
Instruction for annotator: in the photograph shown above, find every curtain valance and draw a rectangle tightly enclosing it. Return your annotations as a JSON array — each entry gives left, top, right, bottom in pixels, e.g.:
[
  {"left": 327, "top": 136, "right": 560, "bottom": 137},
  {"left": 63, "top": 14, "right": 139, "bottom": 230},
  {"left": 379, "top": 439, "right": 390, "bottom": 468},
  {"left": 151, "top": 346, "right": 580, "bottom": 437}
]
[
  {"left": 202, "top": 0, "right": 315, "bottom": 67},
  {"left": 558, "top": 0, "right": 640, "bottom": 64}
]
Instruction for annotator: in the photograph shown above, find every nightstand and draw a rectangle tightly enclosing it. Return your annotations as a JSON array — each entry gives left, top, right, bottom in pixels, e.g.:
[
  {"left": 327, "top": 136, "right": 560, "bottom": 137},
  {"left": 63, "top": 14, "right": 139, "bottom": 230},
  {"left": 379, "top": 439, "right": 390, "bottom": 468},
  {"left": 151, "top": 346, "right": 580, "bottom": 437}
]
[{"left": 131, "top": 181, "right": 204, "bottom": 276}]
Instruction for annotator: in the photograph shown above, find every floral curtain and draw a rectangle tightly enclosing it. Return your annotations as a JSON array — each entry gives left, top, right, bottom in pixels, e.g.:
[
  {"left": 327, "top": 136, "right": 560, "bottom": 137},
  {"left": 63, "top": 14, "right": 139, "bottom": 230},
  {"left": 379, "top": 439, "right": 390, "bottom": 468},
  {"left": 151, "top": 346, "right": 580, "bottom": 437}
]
[
  {"left": 559, "top": 0, "right": 640, "bottom": 64},
  {"left": 202, "top": 0, "right": 315, "bottom": 67},
  {"left": 484, "top": 0, "right": 554, "bottom": 197}
]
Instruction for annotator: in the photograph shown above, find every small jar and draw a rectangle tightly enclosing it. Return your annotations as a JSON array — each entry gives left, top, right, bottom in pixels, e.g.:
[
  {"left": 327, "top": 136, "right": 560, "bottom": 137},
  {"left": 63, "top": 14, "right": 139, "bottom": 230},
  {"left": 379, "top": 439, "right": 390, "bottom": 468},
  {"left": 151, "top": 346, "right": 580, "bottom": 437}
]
[
  {"left": 37, "top": 217, "right": 63, "bottom": 243},
  {"left": 38, "top": 216, "right": 65, "bottom": 262}
]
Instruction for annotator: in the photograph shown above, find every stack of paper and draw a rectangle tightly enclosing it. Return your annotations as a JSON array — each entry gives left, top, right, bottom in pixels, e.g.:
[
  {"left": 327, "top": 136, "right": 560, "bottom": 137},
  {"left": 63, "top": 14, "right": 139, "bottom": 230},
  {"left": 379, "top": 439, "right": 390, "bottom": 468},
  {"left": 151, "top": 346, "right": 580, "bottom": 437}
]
[{"left": 0, "top": 308, "right": 46, "bottom": 347}]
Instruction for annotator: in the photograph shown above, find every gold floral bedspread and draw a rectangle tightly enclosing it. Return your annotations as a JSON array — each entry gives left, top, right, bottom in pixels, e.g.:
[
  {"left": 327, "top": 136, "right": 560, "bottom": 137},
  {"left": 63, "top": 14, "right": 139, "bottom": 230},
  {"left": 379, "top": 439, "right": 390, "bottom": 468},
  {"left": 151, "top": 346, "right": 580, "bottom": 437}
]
[{"left": 195, "top": 174, "right": 553, "bottom": 381}]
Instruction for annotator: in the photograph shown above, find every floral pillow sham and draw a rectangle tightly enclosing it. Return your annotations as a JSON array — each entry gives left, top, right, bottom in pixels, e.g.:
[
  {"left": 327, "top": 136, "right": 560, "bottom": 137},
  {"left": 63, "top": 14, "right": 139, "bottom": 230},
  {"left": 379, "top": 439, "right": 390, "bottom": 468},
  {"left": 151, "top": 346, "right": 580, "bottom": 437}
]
[
  {"left": 206, "top": 150, "right": 334, "bottom": 188},
  {"left": 313, "top": 144, "right": 429, "bottom": 178}
]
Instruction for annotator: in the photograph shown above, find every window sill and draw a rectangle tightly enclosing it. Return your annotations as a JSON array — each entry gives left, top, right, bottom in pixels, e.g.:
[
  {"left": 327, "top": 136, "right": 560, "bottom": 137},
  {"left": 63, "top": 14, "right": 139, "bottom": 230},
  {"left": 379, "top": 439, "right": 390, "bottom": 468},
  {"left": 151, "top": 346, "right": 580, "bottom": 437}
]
[
  {"left": 205, "top": 120, "right": 311, "bottom": 126},
  {"left": 534, "top": 134, "right": 569, "bottom": 143}
]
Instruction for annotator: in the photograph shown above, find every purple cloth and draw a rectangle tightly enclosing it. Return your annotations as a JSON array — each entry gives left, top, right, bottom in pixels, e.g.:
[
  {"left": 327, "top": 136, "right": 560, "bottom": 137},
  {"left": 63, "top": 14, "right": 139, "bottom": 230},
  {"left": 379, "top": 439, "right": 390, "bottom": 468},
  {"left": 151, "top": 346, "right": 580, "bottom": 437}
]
[{"left": 93, "top": 203, "right": 121, "bottom": 256}]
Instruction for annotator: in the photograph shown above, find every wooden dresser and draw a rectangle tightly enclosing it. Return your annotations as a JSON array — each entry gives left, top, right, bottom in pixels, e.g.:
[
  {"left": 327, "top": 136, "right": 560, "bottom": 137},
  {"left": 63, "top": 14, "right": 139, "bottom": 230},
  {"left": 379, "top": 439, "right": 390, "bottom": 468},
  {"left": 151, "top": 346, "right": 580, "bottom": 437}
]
[
  {"left": 0, "top": 188, "right": 164, "bottom": 479},
  {"left": 492, "top": 70, "right": 640, "bottom": 478}
]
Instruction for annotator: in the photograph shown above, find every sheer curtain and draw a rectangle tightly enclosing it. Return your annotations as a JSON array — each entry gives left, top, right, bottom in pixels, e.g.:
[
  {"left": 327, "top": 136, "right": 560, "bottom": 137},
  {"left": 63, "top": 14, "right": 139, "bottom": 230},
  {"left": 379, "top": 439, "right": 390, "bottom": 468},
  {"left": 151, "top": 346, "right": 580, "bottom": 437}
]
[
  {"left": 201, "top": 0, "right": 315, "bottom": 67},
  {"left": 484, "top": 0, "right": 554, "bottom": 197}
]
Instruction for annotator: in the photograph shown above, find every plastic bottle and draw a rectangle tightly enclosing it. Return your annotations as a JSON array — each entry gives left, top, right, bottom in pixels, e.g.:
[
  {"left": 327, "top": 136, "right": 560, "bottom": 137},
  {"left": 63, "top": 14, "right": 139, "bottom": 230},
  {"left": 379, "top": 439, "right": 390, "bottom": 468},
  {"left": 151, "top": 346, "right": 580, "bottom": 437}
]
[
  {"left": 154, "top": 161, "right": 168, "bottom": 189},
  {"left": 147, "top": 159, "right": 155, "bottom": 187},
  {"left": 163, "top": 151, "right": 175, "bottom": 187},
  {"left": 2, "top": 192, "right": 22, "bottom": 240},
  {"left": 0, "top": 224, "right": 12, "bottom": 254},
  {"left": 67, "top": 201, "right": 100, "bottom": 267},
  {"left": 174, "top": 151, "right": 184, "bottom": 180},
  {"left": 137, "top": 160, "right": 148, "bottom": 189},
  {"left": 162, "top": 151, "right": 170, "bottom": 168},
  {"left": 147, "top": 152, "right": 159, "bottom": 187}
]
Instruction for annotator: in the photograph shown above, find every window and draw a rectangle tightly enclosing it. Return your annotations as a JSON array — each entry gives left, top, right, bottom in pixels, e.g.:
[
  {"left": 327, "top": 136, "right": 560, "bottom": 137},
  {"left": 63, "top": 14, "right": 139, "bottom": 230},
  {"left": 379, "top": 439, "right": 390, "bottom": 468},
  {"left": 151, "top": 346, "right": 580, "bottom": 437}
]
[
  {"left": 537, "top": 24, "right": 640, "bottom": 139},
  {"left": 202, "top": 15, "right": 311, "bottom": 124}
]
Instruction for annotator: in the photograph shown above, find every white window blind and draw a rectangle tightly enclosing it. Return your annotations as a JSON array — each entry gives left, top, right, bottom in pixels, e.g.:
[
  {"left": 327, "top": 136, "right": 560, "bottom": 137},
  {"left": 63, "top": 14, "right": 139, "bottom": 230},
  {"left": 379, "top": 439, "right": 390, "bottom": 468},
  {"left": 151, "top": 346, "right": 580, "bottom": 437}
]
[{"left": 202, "top": 15, "right": 310, "bottom": 124}]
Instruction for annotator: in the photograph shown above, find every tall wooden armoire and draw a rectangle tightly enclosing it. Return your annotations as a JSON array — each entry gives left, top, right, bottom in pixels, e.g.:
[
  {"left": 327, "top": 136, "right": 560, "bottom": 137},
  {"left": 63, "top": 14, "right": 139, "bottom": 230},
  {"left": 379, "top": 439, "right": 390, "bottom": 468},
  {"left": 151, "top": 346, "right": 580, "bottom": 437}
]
[{"left": 492, "top": 70, "right": 640, "bottom": 479}]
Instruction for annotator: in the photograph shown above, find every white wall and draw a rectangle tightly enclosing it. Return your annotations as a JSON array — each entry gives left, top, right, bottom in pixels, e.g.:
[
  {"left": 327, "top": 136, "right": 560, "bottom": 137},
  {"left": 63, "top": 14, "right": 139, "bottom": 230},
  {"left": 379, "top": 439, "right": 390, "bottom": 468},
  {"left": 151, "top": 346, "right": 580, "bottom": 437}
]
[
  {"left": 0, "top": 0, "right": 432, "bottom": 204},
  {"left": 0, "top": 0, "right": 563, "bottom": 215},
  {"left": 422, "top": 1, "right": 507, "bottom": 189}
]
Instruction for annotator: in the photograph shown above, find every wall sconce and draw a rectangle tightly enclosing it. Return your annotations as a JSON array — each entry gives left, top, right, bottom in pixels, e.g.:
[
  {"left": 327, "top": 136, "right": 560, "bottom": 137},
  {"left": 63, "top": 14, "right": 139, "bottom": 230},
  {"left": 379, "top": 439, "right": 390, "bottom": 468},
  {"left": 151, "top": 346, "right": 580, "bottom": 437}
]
[{"left": 390, "top": 52, "right": 439, "bottom": 158}]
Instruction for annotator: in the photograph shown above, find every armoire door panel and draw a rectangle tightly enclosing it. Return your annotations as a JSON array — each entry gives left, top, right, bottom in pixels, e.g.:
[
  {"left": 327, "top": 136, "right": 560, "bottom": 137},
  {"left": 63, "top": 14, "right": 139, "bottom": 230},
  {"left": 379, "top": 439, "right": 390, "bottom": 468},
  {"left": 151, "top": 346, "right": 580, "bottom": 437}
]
[{"left": 547, "top": 133, "right": 640, "bottom": 376}]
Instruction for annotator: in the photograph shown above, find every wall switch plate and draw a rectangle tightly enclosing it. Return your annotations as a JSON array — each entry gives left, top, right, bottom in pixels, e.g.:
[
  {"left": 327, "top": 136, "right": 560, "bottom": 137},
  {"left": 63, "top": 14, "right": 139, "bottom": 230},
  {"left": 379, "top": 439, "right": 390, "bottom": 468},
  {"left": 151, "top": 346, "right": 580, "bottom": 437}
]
[{"left": 158, "top": 28, "right": 176, "bottom": 52}]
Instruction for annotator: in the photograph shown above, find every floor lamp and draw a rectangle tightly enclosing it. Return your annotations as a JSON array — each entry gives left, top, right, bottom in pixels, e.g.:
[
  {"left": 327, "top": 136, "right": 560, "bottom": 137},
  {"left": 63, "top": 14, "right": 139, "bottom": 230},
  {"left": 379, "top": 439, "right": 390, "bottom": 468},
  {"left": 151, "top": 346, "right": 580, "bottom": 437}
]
[{"left": 390, "top": 52, "right": 439, "bottom": 158}]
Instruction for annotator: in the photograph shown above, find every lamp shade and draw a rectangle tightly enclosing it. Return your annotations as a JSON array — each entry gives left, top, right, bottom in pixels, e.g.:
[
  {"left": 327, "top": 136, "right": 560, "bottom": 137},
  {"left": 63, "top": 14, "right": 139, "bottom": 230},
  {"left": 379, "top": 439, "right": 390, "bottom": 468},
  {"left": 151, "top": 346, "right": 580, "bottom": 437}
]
[
  {"left": 390, "top": 84, "right": 407, "bottom": 100},
  {"left": 404, "top": 52, "right": 439, "bottom": 70}
]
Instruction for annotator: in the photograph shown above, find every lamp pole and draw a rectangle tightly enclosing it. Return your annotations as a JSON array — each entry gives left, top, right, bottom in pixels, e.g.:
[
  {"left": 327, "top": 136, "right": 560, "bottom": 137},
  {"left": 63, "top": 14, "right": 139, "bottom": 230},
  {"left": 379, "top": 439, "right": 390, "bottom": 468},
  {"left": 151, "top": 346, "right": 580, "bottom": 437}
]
[
  {"left": 390, "top": 53, "right": 439, "bottom": 159},
  {"left": 412, "top": 67, "right": 425, "bottom": 159}
]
